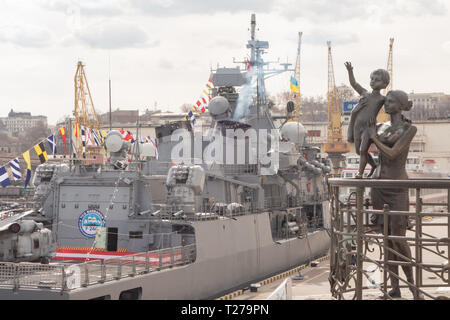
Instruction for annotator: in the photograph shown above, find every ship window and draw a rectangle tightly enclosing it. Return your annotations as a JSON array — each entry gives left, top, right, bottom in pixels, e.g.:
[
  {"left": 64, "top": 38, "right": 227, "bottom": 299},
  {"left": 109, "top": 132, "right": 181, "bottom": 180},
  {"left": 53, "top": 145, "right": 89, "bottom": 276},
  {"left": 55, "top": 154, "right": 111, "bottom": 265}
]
[
  {"left": 119, "top": 287, "right": 142, "bottom": 300},
  {"left": 129, "top": 231, "right": 143, "bottom": 239},
  {"left": 33, "top": 239, "right": 39, "bottom": 249}
]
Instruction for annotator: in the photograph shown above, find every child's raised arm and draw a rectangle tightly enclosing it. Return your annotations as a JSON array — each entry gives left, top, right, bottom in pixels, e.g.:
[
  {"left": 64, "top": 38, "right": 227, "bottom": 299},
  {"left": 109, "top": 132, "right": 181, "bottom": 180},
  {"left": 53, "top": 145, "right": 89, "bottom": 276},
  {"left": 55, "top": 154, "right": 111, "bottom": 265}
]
[{"left": 345, "top": 62, "right": 366, "bottom": 95}]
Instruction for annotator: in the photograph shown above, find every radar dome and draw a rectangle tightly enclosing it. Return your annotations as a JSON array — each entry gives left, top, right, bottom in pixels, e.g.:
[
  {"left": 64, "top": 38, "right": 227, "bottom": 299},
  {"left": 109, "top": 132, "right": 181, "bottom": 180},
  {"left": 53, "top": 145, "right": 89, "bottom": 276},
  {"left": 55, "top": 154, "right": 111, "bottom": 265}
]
[
  {"left": 280, "top": 121, "right": 306, "bottom": 146},
  {"left": 105, "top": 131, "right": 124, "bottom": 153},
  {"left": 208, "top": 96, "right": 230, "bottom": 116}
]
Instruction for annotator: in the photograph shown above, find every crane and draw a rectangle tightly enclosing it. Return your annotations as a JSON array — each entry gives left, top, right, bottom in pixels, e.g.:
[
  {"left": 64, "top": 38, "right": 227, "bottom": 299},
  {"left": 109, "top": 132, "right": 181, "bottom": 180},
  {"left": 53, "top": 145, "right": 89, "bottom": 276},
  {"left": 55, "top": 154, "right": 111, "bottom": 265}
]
[
  {"left": 290, "top": 32, "right": 302, "bottom": 121},
  {"left": 324, "top": 41, "right": 350, "bottom": 174},
  {"left": 73, "top": 61, "right": 101, "bottom": 129},
  {"left": 73, "top": 61, "right": 103, "bottom": 161},
  {"left": 377, "top": 38, "right": 394, "bottom": 123}
]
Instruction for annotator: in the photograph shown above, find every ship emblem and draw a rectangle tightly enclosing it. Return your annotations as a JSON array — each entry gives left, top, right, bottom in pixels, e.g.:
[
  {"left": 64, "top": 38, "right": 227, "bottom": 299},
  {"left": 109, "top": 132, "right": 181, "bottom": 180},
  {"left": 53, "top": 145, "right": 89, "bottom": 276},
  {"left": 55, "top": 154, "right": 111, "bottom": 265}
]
[{"left": 78, "top": 209, "right": 106, "bottom": 238}]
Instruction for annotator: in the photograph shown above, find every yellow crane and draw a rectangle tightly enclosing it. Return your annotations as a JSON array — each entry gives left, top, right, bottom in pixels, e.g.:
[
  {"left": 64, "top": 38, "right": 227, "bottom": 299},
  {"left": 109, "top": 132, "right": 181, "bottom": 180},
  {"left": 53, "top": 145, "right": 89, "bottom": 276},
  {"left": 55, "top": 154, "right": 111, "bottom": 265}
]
[
  {"left": 72, "top": 61, "right": 103, "bottom": 161},
  {"left": 290, "top": 32, "right": 302, "bottom": 121},
  {"left": 324, "top": 41, "right": 350, "bottom": 174},
  {"left": 73, "top": 61, "right": 101, "bottom": 129},
  {"left": 377, "top": 38, "right": 394, "bottom": 123}
]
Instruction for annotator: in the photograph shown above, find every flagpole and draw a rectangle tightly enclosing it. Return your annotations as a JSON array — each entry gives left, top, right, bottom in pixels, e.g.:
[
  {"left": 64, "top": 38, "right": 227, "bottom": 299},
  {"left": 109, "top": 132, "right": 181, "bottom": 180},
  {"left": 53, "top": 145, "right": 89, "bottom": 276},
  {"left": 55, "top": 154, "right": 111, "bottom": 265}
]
[
  {"left": 109, "top": 54, "right": 112, "bottom": 131},
  {"left": 69, "top": 117, "right": 72, "bottom": 172}
]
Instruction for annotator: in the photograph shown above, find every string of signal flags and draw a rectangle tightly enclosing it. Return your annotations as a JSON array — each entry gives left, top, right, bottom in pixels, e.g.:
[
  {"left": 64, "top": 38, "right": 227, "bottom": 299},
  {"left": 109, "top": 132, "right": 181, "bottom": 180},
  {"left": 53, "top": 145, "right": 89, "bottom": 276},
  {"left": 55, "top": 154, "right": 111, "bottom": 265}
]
[
  {"left": 184, "top": 76, "right": 215, "bottom": 125},
  {"left": 0, "top": 123, "right": 158, "bottom": 189}
]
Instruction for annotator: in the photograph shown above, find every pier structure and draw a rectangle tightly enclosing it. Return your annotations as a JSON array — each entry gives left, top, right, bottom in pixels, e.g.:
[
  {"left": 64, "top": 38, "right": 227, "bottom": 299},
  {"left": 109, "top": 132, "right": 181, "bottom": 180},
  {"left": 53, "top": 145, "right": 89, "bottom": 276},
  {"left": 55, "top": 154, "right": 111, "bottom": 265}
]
[{"left": 328, "top": 178, "right": 450, "bottom": 300}]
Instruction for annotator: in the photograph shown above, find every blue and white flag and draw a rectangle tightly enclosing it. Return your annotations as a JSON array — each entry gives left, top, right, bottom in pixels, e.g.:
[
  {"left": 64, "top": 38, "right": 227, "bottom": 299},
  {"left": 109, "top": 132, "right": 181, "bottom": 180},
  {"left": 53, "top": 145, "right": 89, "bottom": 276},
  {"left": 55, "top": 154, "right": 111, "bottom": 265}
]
[
  {"left": 91, "top": 129, "right": 100, "bottom": 146},
  {"left": 9, "top": 158, "right": 21, "bottom": 181},
  {"left": 0, "top": 166, "right": 11, "bottom": 188},
  {"left": 47, "top": 134, "right": 57, "bottom": 155}
]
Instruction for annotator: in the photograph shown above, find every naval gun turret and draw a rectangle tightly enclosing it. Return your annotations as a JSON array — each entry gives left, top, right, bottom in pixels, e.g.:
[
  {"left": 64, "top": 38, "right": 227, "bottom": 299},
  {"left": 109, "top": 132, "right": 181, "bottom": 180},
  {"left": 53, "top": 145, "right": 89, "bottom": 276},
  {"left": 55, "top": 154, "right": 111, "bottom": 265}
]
[{"left": 0, "top": 211, "right": 56, "bottom": 263}]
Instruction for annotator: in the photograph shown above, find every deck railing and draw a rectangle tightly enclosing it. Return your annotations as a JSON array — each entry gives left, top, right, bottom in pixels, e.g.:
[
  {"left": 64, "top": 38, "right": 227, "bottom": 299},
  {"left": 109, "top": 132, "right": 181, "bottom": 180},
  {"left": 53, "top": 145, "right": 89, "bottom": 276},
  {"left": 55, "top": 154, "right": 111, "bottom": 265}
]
[
  {"left": 328, "top": 178, "right": 450, "bottom": 300},
  {"left": 0, "top": 244, "right": 196, "bottom": 293}
]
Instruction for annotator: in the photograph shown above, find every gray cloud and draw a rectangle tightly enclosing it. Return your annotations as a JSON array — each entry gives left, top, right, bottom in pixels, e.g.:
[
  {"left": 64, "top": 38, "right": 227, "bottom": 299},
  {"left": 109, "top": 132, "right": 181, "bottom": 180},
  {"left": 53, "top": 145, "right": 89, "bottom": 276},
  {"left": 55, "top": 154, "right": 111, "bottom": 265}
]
[
  {"left": 39, "top": 0, "right": 124, "bottom": 17},
  {"left": 0, "top": 25, "right": 53, "bottom": 48},
  {"left": 302, "top": 29, "right": 359, "bottom": 46},
  {"left": 69, "top": 20, "right": 158, "bottom": 49},
  {"left": 129, "top": 0, "right": 275, "bottom": 16},
  {"left": 275, "top": 0, "right": 447, "bottom": 21},
  {"left": 158, "top": 58, "right": 174, "bottom": 70}
]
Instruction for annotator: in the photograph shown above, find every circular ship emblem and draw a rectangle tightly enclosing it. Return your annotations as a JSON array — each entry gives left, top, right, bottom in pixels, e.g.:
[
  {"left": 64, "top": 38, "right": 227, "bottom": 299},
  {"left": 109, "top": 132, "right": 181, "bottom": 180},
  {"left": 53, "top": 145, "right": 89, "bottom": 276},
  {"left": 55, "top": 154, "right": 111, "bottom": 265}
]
[{"left": 78, "top": 209, "right": 106, "bottom": 238}]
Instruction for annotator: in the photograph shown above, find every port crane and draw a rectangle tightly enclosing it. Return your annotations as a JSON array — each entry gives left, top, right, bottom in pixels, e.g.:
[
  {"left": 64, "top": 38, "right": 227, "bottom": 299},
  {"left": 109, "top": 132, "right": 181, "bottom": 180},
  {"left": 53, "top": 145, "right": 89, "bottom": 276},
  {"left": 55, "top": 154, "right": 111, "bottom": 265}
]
[
  {"left": 323, "top": 41, "right": 350, "bottom": 174},
  {"left": 377, "top": 38, "right": 394, "bottom": 123},
  {"left": 73, "top": 61, "right": 101, "bottom": 129},
  {"left": 290, "top": 32, "right": 303, "bottom": 121},
  {"left": 72, "top": 61, "right": 103, "bottom": 160}
]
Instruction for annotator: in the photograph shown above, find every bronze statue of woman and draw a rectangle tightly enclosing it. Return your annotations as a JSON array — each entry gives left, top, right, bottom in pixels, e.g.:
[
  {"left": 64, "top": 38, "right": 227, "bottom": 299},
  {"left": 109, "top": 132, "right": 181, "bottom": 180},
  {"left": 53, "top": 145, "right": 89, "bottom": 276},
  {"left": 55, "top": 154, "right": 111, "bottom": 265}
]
[{"left": 368, "top": 90, "right": 422, "bottom": 299}]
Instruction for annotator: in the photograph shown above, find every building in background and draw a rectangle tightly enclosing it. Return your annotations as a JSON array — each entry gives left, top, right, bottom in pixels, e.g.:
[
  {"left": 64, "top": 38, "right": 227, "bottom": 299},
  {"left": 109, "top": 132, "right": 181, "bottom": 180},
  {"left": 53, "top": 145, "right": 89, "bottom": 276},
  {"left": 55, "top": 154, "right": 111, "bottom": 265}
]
[
  {"left": 408, "top": 92, "right": 447, "bottom": 109},
  {"left": 0, "top": 109, "right": 47, "bottom": 136}
]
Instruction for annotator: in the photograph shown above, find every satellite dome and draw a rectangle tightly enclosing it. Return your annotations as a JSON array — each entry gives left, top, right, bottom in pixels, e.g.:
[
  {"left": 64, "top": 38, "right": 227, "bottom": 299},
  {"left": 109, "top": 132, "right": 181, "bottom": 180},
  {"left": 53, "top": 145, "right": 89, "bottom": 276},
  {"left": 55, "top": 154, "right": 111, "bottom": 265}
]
[
  {"left": 208, "top": 96, "right": 230, "bottom": 116},
  {"left": 280, "top": 121, "right": 306, "bottom": 146}
]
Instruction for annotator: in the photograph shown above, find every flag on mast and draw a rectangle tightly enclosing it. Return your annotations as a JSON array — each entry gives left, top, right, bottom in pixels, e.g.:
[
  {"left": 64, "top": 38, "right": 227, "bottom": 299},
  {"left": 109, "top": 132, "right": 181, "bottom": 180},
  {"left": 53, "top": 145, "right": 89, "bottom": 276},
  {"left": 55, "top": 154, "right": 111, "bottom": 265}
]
[{"left": 290, "top": 76, "right": 300, "bottom": 94}]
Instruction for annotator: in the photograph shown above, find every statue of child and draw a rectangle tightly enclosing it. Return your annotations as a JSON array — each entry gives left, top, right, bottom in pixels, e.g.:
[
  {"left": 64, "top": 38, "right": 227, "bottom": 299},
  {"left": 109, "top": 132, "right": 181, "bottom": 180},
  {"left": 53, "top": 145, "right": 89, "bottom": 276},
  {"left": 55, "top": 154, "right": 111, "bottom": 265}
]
[{"left": 345, "top": 62, "right": 390, "bottom": 178}]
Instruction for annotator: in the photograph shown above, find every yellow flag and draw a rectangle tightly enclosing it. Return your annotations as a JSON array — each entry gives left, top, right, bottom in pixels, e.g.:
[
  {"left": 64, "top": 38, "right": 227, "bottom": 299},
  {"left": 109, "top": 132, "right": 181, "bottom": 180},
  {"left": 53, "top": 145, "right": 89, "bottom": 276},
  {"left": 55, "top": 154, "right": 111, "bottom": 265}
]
[
  {"left": 22, "top": 150, "right": 31, "bottom": 170},
  {"left": 22, "top": 150, "right": 32, "bottom": 187}
]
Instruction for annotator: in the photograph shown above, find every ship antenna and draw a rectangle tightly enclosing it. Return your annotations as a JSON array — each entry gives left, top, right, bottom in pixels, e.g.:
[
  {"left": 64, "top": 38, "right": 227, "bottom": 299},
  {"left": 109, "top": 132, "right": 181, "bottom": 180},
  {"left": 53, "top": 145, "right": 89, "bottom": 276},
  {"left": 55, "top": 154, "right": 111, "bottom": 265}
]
[{"left": 108, "top": 53, "right": 112, "bottom": 131}]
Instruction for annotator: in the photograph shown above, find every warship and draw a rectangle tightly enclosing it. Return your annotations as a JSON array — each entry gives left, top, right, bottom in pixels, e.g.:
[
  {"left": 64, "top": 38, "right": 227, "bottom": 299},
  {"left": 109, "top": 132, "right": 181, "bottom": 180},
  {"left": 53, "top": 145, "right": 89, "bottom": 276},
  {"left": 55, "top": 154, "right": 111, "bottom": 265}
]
[{"left": 0, "top": 14, "right": 331, "bottom": 299}]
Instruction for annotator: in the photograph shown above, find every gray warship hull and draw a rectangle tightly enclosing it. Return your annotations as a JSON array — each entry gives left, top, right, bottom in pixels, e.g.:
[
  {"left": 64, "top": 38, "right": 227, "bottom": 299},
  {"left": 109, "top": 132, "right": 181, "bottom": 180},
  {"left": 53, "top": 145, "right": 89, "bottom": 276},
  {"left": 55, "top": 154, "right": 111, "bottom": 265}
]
[{"left": 0, "top": 212, "right": 329, "bottom": 299}]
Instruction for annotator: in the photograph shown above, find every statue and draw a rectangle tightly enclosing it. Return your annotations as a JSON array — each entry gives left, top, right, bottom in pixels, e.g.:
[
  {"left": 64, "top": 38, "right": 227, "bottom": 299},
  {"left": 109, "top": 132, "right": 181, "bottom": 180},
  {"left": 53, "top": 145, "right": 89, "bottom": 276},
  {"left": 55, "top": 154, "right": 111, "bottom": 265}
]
[
  {"left": 367, "top": 90, "right": 422, "bottom": 299},
  {"left": 345, "top": 62, "right": 390, "bottom": 178}
]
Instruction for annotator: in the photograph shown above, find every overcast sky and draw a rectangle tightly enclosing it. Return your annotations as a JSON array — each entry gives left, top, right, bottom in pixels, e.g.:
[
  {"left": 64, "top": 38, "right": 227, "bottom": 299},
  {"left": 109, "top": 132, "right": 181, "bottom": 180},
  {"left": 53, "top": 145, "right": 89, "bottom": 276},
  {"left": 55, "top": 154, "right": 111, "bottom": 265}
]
[{"left": 0, "top": 0, "right": 449, "bottom": 125}]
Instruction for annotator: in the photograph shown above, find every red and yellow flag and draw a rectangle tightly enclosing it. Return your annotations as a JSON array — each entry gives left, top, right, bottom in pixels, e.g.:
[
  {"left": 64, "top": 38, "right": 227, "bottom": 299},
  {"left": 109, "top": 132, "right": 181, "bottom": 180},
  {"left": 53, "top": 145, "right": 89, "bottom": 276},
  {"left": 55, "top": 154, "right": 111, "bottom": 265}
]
[{"left": 59, "top": 127, "right": 67, "bottom": 157}]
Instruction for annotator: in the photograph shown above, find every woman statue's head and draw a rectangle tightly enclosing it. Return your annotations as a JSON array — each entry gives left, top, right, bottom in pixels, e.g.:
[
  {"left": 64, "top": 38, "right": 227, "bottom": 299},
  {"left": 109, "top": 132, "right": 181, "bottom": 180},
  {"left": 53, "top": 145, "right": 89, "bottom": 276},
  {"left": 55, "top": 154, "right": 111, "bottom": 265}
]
[{"left": 385, "top": 90, "right": 413, "bottom": 114}]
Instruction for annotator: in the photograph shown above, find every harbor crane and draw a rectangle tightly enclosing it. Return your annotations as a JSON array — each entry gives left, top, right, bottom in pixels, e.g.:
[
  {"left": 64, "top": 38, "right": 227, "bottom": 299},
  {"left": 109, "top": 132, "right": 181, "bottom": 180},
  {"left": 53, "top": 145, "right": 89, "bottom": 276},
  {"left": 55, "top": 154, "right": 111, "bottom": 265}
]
[
  {"left": 290, "top": 32, "right": 303, "bottom": 121},
  {"left": 377, "top": 38, "right": 394, "bottom": 123},
  {"left": 72, "top": 61, "right": 103, "bottom": 160},
  {"left": 73, "top": 61, "right": 101, "bottom": 129},
  {"left": 323, "top": 41, "right": 350, "bottom": 174}
]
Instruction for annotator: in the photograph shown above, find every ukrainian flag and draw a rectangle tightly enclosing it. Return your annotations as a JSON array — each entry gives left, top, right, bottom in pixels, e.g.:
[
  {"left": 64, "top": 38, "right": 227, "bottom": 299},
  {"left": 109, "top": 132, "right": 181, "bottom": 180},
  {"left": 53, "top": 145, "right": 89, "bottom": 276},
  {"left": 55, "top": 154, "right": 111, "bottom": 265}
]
[{"left": 290, "top": 76, "right": 299, "bottom": 94}]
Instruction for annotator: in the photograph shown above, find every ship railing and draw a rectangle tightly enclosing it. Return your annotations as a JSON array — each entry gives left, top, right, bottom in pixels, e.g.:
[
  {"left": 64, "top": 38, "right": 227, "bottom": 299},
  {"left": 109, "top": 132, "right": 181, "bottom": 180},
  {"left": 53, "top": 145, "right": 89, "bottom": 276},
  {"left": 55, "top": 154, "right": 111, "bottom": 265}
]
[
  {"left": 264, "top": 197, "right": 282, "bottom": 209},
  {"left": 159, "top": 204, "right": 257, "bottom": 221},
  {"left": 328, "top": 178, "right": 450, "bottom": 300},
  {"left": 69, "top": 244, "right": 196, "bottom": 290},
  {"left": 0, "top": 244, "right": 196, "bottom": 292},
  {"left": 0, "top": 263, "right": 66, "bottom": 291}
]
